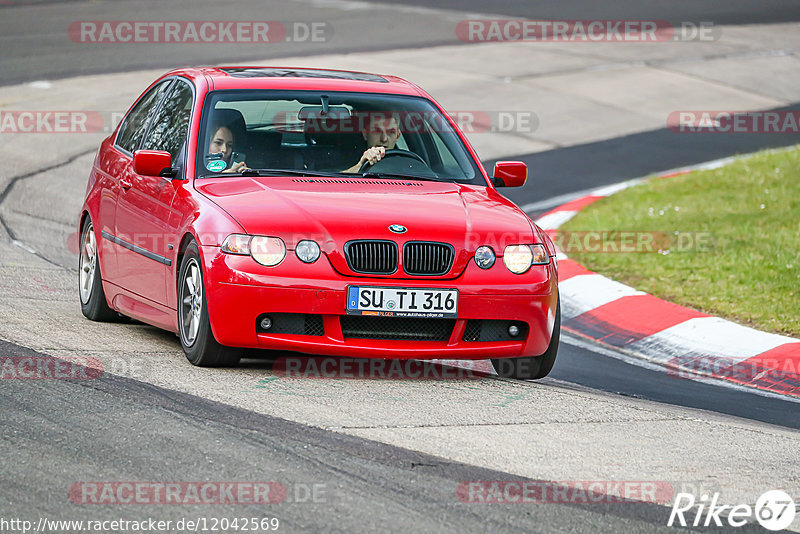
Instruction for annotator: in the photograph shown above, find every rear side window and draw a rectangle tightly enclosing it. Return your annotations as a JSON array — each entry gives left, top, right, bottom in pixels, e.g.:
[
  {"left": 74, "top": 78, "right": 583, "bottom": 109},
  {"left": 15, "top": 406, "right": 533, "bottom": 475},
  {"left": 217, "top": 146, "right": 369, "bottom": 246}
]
[
  {"left": 116, "top": 80, "right": 173, "bottom": 153},
  {"left": 141, "top": 80, "right": 194, "bottom": 162}
]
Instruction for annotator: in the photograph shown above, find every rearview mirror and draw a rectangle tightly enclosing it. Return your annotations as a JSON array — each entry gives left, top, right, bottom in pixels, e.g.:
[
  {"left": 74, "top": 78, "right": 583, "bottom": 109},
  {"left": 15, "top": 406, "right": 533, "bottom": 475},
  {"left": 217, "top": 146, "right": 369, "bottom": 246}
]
[
  {"left": 133, "top": 150, "right": 175, "bottom": 178},
  {"left": 492, "top": 161, "right": 527, "bottom": 188},
  {"left": 298, "top": 105, "right": 351, "bottom": 120}
]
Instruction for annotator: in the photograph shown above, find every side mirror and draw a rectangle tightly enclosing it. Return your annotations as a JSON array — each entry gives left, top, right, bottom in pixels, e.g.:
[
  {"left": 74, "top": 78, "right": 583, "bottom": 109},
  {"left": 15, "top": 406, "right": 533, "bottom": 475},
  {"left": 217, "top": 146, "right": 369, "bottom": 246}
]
[
  {"left": 492, "top": 161, "right": 527, "bottom": 188},
  {"left": 133, "top": 150, "right": 177, "bottom": 178}
]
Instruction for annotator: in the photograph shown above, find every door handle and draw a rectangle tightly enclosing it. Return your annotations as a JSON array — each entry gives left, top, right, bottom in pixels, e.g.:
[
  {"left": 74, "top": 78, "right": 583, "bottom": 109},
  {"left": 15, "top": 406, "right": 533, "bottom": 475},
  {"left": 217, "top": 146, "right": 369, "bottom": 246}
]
[{"left": 120, "top": 179, "right": 132, "bottom": 190}]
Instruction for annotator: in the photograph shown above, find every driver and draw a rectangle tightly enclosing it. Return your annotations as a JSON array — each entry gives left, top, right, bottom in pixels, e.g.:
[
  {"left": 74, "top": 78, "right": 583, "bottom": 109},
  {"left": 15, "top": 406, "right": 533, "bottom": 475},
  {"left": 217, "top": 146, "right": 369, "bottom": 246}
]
[
  {"left": 207, "top": 120, "right": 248, "bottom": 174},
  {"left": 342, "top": 112, "right": 401, "bottom": 173}
]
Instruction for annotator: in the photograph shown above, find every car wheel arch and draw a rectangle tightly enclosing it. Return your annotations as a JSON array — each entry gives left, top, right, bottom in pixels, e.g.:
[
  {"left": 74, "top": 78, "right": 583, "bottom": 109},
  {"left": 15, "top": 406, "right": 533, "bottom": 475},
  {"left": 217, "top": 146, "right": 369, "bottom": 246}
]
[
  {"left": 78, "top": 209, "right": 97, "bottom": 264},
  {"left": 79, "top": 210, "right": 90, "bottom": 231},
  {"left": 175, "top": 231, "right": 200, "bottom": 286}
]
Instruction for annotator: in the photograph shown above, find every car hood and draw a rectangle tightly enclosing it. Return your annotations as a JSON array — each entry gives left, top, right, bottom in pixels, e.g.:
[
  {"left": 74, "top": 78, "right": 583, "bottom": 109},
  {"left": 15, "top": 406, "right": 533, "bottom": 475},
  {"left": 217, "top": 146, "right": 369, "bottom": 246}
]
[{"left": 196, "top": 176, "right": 535, "bottom": 277}]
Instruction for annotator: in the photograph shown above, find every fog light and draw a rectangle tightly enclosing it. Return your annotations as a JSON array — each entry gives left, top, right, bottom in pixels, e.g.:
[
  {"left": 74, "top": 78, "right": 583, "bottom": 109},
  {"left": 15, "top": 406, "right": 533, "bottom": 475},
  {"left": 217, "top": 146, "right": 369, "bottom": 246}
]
[
  {"left": 474, "top": 246, "right": 496, "bottom": 269},
  {"left": 260, "top": 316, "right": 273, "bottom": 330},
  {"left": 508, "top": 325, "right": 520, "bottom": 337},
  {"left": 296, "top": 240, "right": 321, "bottom": 263}
]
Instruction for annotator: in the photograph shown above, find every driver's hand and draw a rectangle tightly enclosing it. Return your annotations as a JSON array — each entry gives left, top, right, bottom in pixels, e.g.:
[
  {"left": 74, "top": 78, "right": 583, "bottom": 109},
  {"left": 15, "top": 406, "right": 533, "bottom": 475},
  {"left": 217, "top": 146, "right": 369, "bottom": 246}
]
[
  {"left": 359, "top": 146, "right": 386, "bottom": 166},
  {"left": 223, "top": 161, "right": 248, "bottom": 174}
]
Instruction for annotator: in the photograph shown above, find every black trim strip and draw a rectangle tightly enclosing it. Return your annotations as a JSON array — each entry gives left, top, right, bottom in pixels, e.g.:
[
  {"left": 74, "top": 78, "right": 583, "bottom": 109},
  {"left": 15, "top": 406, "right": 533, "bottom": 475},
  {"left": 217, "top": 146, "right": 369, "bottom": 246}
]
[{"left": 101, "top": 230, "right": 172, "bottom": 266}]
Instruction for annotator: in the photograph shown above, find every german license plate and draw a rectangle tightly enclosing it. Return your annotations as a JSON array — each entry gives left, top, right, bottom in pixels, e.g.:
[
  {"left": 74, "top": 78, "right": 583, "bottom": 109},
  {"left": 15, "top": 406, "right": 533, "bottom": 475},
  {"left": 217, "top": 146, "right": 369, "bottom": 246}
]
[{"left": 346, "top": 286, "right": 458, "bottom": 318}]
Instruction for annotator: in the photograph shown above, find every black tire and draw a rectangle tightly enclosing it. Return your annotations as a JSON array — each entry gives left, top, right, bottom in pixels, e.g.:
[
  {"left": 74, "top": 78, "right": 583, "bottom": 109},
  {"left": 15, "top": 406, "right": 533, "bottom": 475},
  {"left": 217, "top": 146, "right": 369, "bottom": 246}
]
[
  {"left": 492, "top": 296, "right": 560, "bottom": 380},
  {"left": 178, "top": 240, "right": 241, "bottom": 367},
  {"left": 79, "top": 217, "right": 119, "bottom": 322}
]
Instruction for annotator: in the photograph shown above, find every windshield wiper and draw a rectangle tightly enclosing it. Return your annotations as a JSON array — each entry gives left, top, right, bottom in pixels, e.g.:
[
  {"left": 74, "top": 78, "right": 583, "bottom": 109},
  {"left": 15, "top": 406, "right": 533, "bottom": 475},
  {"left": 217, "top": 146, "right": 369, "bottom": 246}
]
[
  {"left": 360, "top": 171, "right": 449, "bottom": 182},
  {"left": 205, "top": 168, "right": 454, "bottom": 182},
  {"left": 239, "top": 168, "right": 353, "bottom": 178}
]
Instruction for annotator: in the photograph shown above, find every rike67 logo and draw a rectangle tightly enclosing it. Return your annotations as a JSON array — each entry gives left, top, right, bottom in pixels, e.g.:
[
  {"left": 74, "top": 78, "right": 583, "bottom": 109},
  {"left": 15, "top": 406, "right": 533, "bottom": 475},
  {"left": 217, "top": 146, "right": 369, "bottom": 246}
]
[{"left": 668, "top": 490, "right": 796, "bottom": 531}]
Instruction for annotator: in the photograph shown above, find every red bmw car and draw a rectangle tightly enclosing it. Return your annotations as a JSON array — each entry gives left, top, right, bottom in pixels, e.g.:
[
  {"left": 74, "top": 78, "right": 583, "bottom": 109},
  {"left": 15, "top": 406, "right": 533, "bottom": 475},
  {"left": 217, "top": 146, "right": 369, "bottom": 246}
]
[{"left": 78, "top": 67, "right": 560, "bottom": 379}]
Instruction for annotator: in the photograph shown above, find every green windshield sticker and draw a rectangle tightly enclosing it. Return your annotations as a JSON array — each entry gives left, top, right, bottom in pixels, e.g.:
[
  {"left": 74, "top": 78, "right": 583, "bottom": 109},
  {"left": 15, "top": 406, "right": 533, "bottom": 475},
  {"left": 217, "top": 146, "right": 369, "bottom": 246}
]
[{"left": 206, "top": 159, "right": 227, "bottom": 172}]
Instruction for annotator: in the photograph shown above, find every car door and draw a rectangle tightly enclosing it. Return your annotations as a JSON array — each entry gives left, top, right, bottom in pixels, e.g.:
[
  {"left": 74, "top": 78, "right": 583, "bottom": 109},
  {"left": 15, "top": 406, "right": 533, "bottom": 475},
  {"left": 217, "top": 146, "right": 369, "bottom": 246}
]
[
  {"left": 114, "top": 79, "right": 193, "bottom": 305},
  {"left": 100, "top": 79, "right": 173, "bottom": 283}
]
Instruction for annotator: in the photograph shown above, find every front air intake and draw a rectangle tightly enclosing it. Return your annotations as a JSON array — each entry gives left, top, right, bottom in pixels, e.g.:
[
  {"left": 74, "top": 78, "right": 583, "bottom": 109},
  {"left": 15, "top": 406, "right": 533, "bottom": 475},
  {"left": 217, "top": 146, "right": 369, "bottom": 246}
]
[{"left": 340, "top": 316, "right": 455, "bottom": 341}]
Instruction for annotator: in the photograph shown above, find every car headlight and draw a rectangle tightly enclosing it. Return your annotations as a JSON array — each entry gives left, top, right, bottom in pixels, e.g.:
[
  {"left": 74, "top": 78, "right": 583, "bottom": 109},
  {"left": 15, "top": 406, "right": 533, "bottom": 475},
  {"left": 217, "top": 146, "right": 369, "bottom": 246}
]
[
  {"left": 221, "top": 234, "right": 251, "bottom": 255},
  {"left": 474, "top": 246, "right": 496, "bottom": 269},
  {"left": 295, "top": 240, "right": 321, "bottom": 263},
  {"left": 503, "top": 245, "right": 532, "bottom": 274},
  {"left": 250, "top": 236, "right": 286, "bottom": 266},
  {"left": 502, "top": 244, "right": 550, "bottom": 274}
]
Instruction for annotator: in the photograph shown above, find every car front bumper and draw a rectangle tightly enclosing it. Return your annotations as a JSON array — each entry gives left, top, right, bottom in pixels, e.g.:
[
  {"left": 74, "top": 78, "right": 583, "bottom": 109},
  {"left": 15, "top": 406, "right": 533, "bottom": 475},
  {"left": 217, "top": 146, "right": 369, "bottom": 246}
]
[{"left": 201, "top": 246, "right": 558, "bottom": 360}]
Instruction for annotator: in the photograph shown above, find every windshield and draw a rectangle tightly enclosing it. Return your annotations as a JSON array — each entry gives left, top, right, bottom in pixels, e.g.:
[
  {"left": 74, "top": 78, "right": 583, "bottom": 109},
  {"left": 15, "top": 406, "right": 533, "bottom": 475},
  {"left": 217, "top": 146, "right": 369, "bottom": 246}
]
[{"left": 196, "top": 90, "right": 484, "bottom": 184}]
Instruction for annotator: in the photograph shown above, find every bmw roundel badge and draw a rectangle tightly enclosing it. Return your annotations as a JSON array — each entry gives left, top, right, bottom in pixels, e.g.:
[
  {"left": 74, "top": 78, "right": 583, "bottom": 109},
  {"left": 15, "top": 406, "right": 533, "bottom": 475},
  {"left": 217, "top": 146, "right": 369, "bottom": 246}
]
[{"left": 389, "top": 224, "right": 407, "bottom": 234}]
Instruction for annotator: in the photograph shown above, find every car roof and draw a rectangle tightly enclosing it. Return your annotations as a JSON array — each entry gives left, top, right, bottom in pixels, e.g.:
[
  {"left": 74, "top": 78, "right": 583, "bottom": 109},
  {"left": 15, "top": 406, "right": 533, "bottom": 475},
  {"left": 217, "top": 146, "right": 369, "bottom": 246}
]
[{"left": 165, "top": 66, "right": 428, "bottom": 97}]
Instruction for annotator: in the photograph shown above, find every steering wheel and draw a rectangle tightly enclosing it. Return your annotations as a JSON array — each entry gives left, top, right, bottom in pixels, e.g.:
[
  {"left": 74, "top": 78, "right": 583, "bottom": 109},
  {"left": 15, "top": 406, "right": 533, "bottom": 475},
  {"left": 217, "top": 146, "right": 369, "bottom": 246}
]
[{"left": 358, "top": 149, "right": 428, "bottom": 174}]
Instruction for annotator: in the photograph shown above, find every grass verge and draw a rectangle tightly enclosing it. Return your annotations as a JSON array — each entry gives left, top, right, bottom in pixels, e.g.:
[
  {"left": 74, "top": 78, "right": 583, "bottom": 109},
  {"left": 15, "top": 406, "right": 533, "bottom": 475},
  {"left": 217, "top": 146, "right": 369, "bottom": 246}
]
[{"left": 558, "top": 146, "right": 800, "bottom": 337}]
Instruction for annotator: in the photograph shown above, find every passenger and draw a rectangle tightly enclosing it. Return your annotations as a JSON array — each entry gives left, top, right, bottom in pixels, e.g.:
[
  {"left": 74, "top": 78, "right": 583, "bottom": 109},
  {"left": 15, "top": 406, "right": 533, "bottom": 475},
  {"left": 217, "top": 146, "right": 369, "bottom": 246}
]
[
  {"left": 342, "top": 112, "right": 402, "bottom": 173},
  {"left": 207, "top": 123, "right": 248, "bottom": 173}
]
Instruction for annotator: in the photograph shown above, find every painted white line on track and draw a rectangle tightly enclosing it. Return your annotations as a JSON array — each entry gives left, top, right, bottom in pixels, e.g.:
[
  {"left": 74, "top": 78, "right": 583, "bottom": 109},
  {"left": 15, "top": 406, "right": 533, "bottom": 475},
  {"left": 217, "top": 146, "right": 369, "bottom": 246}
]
[
  {"left": 522, "top": 178, "right": 646, "bottom": 215},
  {"left": 521, "top": 192, "right": 587, "bottom": 213},
  {"left": 534, "top": 210, "right": 577, "bottom": 230},
  {"left": 589, "top": 180, "right": 642, "bottom": 197}
]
